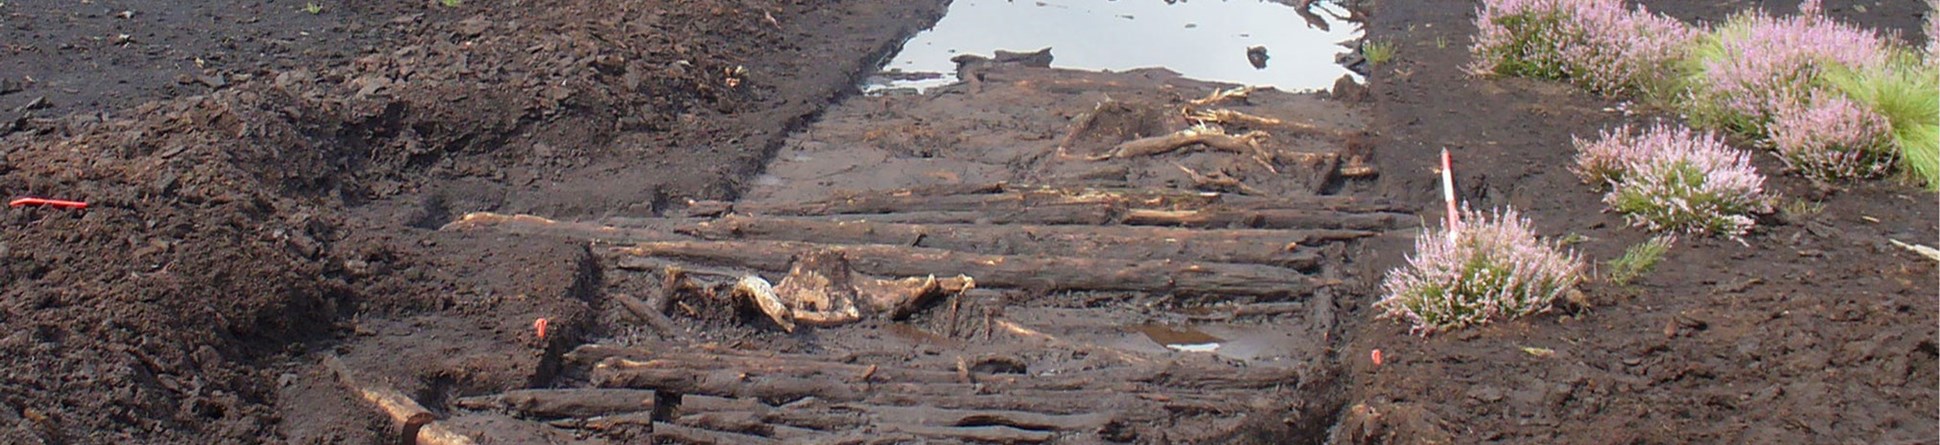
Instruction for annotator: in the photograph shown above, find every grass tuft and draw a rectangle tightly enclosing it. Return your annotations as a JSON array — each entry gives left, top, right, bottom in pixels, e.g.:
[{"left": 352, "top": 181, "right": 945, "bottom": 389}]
[
  {"left": 1605, "top": 236, "right": 1674, "bottom": 286},
  {"left": 1364, "top": 39, "right": 1396, "bottom": 65},
  {"left": 1820, "top": 51, "right": 1940, "bottom": 188}
]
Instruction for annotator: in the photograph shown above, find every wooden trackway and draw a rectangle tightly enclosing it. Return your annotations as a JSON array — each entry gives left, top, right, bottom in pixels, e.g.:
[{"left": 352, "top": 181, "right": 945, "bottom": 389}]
[{"left": 363, "top": 65, "right": 1406, "bottom": 443}]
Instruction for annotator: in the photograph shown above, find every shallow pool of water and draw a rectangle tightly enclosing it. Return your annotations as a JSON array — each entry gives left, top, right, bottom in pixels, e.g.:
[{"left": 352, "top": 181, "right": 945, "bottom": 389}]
[{"left": 866, "top": 0, "right": 1362, "bottom": 92}]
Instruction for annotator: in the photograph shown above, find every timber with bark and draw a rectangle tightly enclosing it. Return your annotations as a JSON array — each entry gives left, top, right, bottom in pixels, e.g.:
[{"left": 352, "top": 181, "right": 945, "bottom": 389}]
[
  {"left": 680, "top": 214, "right": 1359, "bottom": 269},
  {"left": 725, "top": 183, "right": 1400, "bottom": 216},
  {"left": 612, "top": 293, "right": 680, "bottom": 335},
  {"left": 1121, "top": 207, "right": 1409, "bottom": 230},
  {"left": 450, "top": 389, "right": 655, "bottom": 419},
  {"left": 586, "top": 344, "right": 1305, "bottom": 400},
  {"left": 611, "top": 240, "right": 1318, "bottom": 298},
  {"left": 1096, "top": 126, "right": 1273, "bottom": 162},
  {"left": 323, "top": 355, "right": 477, "bottom": 445}
]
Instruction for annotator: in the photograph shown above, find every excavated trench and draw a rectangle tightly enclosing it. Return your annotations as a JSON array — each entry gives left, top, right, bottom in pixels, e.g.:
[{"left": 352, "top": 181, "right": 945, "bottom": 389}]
[
  {"left": 0, "top": 0, "right": 1397, "bottom": 442},
  {"left": 421, "top": 1, "right": 1395, "bottom": 442}
]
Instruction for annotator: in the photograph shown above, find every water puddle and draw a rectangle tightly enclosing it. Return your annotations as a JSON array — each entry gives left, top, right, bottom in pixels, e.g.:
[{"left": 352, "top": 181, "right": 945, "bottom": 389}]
[
  {"left": 1133, "top": 324, "right": 1225, "bottom": 352},
  {"left": 865, "top": 0, "right": 1363, "bottom": 93}
]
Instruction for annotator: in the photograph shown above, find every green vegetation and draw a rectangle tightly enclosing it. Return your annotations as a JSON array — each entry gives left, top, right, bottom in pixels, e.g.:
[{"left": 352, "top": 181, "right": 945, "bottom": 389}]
[
  {"left": 1821, "top": 52, "right": 1940, "bottom": 189},
  {"left": 1377, "top": 208, "right": 1587, "bottom": 335},
  {"left": 1478, "top": 0, "right": 1938, "bottom": 189},
  {"left": 1605, "top": 236, "right": 1673, "bottom": 286},
  {"left": 303, "top": 2, "right": 323, "bottom": 14},
  {"left": 1364, "top": 39, "right": 1396, "bottom": 65},
  {"left": 440, "top": 0, "right": 462, "bottom": 7},
  {"left": 1779, "top": 198, "right": 1825, "bottom": 218}
]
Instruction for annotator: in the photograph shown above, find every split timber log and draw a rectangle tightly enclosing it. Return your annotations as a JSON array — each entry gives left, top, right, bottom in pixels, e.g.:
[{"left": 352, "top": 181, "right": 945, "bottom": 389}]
[
  {"left": 593, "top": 354, "right": 1003, "bottom": 387},
  {"left": 856, "top": 404, "right": 1114, "bottom": 432},
  {"left": 450, "top": 389, "right": 656, "bottom": 419},
  {"left": 1094, "top": 126, "right": 1275, "bottom": 165},
  {"left": 594, "top": 366, "right": 901, "bottom": 404},
  {"left": 1182, "top": 302, "right": 1308, "bottom": 321},
  {"left": 882, "top": 424, "right": 1056, "bottom": 443},
  {"left": 675, "top": 412, "right": 777, "bottom": 437},
  {"left": 669, "top": 409, "right": 1063, "bottom": 443},
  {"left": 726, "top": 183, "right": 1402, "bottom": 216},
  {"left": 1186, "top": 86, "right": 1256, "bottom": 108},
  {"left": 750, "top": 198, "right": 1408, "bottom": 228},
  {"left": 612, "top": 240, "right": 1317, "bottom": 297},
  {"left": 671, "top": 412, "right": 840, "bottom": 440},
  {"left": 323, "top": 355, "right": 477, "bottom": 445},
  {"left": 452, "top": 209, "right": 1381, "bottom": 256},
  {"left": 668, "top": 398, "right": 869, "bottom": 432},
  {"left": 438, "top": 212, "right": 689, "bottom": 244},
  {"left": 735, "top": 184, "right": 1222, "bottom": 216},
  {"left": 1187, "top": 109, "right": 1357, "bottom": 140},
  {"left": 682, "top": 214, "right": 1361, "bottom": 269},
  {"left": 865, "top": 390, "right": 1160, "bottom": 416},
  {"left": 590, "top": 362, "right": 1163, "bottom": 406},
  {"left": 588, "top": 346, "right": 1305, "bottom": 403},
  {"left": 799, "top": 208, "right": 1115, "bottom": 225},
  {"left": 612, "top": 293, "right": 680, "bottom": 335},
  {"left": 653, "top": 422, "right": 781, "bottom": 445},
  {"left": 1121, "top": 207, "right": 1410, "bottom": 230}
]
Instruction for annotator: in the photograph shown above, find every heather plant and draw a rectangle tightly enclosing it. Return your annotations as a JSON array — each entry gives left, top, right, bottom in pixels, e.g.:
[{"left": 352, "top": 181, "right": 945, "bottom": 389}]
[
  {"left": 1571, "top": 124, "right": 1661, "bottom": 187},
  {"left": 1820, "top": 51, "right": 1940, "bottom": 188},
  {"left": 1769, "top": 92, "right": 1898, "bottom": 181},
  {"left": 1470, "top": 0, "right": 1697, "bottom": 97},
  {"left": 1675, "top": 3, "right": 1892, "bottom": 136},
  {"left": 1607, "top": 152, "right": 1772, "bottom": 237},
  {"left": 1376, "top": 208, "right": 1586, "bottom": 335},
  {"left": 1575, "top": 124, "right": 1773, "bottom": 237}
]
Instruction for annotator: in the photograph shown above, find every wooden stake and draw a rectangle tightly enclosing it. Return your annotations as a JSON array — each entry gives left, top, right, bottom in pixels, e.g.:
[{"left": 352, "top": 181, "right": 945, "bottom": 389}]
[
  {"left": 323, "top": 355, "right": 477, "bottom": 445},
  {"left": 1441, "top": 148, "right": 1460, "bottom": 236}
]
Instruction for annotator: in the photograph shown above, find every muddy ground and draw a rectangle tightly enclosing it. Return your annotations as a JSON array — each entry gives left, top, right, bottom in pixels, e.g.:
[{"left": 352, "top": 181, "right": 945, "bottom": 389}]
[{"left": 0, "top": 0, "right": 1933, "bottom": 444}]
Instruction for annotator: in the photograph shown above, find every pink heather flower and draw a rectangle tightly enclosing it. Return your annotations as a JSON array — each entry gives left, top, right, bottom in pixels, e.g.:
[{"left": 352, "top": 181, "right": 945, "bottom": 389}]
[
  {"left": 1583, "top": 125, "right": 1772, "bottom": 237},
  {"left": 1470, "top": 0, "right": 1697, "bottom": 96},
  {"left": 1769, "top": 93, "right": 1897, "bottom": 181},
  {"left": 1685, "top": 7, "right": 1892, "bottom": 133},
  {"left": 1376, "top": 207, "right": 1586, "bottom": 336},
  {"left": 1572, "top": 124, "right": 1660, "bottom": 187}
]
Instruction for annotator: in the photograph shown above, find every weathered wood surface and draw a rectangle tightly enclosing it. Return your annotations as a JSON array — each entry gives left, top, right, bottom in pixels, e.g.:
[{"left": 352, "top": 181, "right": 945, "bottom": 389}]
[
  {"left": 727, "top": 183, "right": 1405, "bottom": 216},
  {"left": 450, "top": 389, "right": 656, "bottom": 420},
  {"left": 443, "top": 210, "right": 1386, "bottom": 263},
  {"left": 612, "top": 240, "right": 1317, "bottom": 297},
  {"left": 323, "top": 355, "right": 477, "bottom": 445},
  {"left": 680, "top": 214, "right": 1364, "bottom": 269}
]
